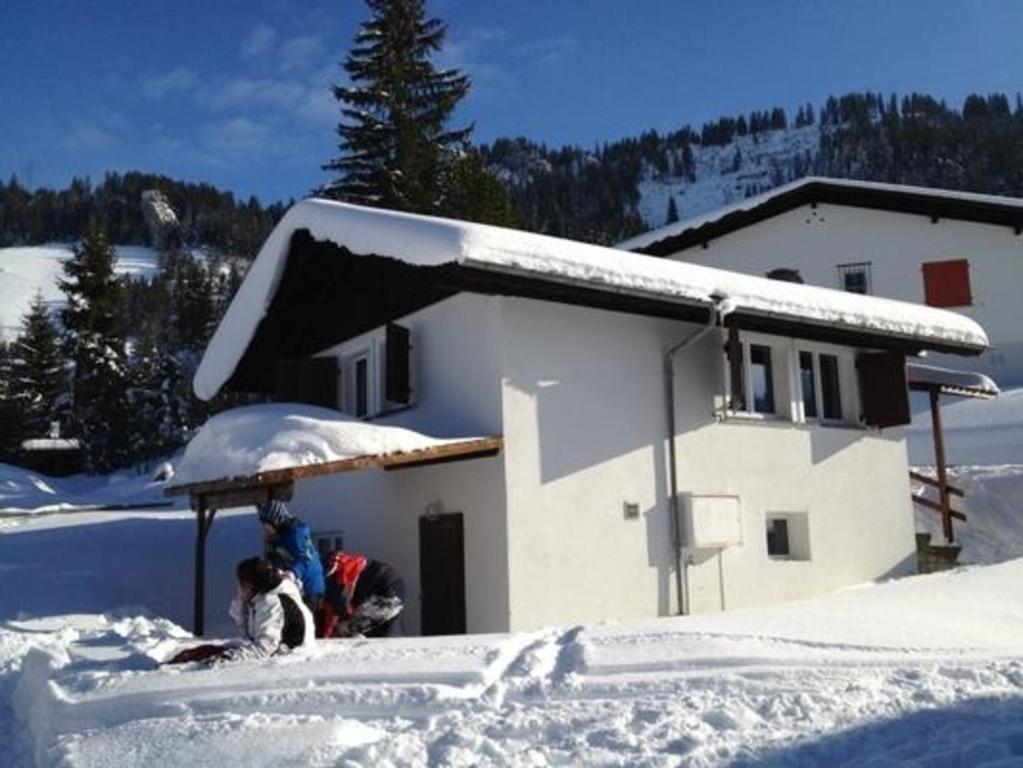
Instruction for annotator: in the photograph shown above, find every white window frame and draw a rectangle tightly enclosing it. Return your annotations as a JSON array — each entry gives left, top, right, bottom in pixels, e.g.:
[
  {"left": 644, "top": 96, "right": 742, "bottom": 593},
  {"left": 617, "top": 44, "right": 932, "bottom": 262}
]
[
  {"left": 721, "top": 331, "right": 791, "bottom": 421},
  {"left": 316, "top": 322, "right": 417, "bottom": 419},
  {"left": 791, "top": 342, "right": 859, "bottom": 426},
  {"left": 837, "top": 262, "right": 872, "bottom": 295},
  {"left": 765, "top": 512, "right": 811, "bottom": 561}
]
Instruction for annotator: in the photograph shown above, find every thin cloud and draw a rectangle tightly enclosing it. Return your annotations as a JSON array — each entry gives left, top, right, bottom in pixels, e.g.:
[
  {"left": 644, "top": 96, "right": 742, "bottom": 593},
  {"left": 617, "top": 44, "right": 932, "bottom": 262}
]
[
  {"left": 142, "top": 67, "right": 200, "bottom": 100},
  {"left": 62, "top": 123, "right": 118, "bottom": 152},
  {"left": 279, "top": 34, "right": 327, "bottom": 73},
  {"left": 241, "top": 23, "right": 278, "bottom": 59}
]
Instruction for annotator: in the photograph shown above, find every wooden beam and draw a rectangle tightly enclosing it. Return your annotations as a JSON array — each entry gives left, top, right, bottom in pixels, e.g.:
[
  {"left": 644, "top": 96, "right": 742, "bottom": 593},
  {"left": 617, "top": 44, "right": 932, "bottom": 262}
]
[
  {"left": 384, "top": 446, "right": 500, "bottom": 471},
  {"left": 193, "top": 499, "right": 217, "bottom": 637},
  {"left": 190, "top": 483, "right": 293, "bottom": 512},
  {"left": 928, "top": 388, "right": 955, "bottom": 543},
  {"left": 909, "top": 471, "right": 964, "bottom": 498},
  {"left": 911, "top": 494, "right": 967, "bottom": 522},
  {"left": 166, "top": 437, "right": 503, "bottom": 499}
]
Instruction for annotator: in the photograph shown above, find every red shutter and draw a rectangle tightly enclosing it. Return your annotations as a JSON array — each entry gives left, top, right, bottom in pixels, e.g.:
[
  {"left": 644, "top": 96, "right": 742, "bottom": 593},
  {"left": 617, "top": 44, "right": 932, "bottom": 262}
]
[{"left": 922, "top": 259, "right": 971, "bottom": 307}]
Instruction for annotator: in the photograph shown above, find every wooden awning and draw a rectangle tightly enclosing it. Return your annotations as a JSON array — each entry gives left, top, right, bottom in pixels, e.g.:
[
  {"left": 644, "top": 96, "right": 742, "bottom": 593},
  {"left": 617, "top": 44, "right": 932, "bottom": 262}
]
[
  {"left": 166, "top": 435, "right": 502, "bottom": 637},
  {"left": 907, "top": 363, "right": 998, "bottom": 400},
  {"left": 165, "top": 436, "right": 503, "bottom": 510}
]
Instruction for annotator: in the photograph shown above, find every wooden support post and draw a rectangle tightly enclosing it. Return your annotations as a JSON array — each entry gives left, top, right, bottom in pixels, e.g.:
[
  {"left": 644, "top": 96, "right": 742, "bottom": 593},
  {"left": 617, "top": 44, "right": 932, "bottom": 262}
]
[
  {"left": 928, "top": 386, "right": 954, "bottom": 544},
  {"left": 193, "top": 496, "right": 217, "bottom": 637}
]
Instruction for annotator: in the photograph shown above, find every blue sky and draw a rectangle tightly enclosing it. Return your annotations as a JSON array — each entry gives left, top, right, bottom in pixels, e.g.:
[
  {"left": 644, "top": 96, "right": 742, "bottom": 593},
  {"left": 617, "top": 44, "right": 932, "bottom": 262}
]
[{"left": 1, "top": 0, "right": 1020, "bottom": 203}]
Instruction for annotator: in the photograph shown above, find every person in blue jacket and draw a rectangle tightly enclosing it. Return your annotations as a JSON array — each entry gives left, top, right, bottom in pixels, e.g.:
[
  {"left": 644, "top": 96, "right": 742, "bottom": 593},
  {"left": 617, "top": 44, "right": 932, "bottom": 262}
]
[{"left": 256, "top": 499, "right": 325, "bottom": 610}]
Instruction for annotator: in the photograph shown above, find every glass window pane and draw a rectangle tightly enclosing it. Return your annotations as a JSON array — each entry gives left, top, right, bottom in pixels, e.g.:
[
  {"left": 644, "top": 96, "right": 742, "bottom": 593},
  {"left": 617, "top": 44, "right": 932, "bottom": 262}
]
[
  {"left": 820, "top": 354, "right": 842, "bottom": 420},
  {"left": 799, "top": 351, "right": 817, "bottom": 419},
  {"left": 750, "top": 345, "right": 775, "bottom": 414},
  {"left": 843, "top": 270, "right": 867, "bottom": 294},
  {"left": 355, "top": 357, "right": 369, "bottom": 417},
  {"left": 766, "top": 518, "right": 789, "bottom": 556}
]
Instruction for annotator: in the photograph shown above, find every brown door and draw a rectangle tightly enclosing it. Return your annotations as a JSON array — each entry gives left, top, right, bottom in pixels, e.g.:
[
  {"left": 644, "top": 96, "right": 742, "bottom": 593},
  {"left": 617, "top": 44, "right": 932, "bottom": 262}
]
[{"left": 419, "top": 512, "right": 466, "bottom": 635}]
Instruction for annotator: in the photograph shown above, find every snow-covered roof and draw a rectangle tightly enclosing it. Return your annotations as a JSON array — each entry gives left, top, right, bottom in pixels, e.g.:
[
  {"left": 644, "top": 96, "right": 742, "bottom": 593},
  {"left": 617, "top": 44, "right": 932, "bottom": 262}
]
[
  {"left": 195, "top": 198, "right": 988, "bottom": 400},
  {"left": 20, "top": 438, "right": 80, "bottom": 451},
  {"left": 169, "top": 403, "right": 498, "bottom": 491},
  {"left": 617, "top": 176, "right": 1023, "bottom": 254},
  {"left": 906, "top": 363, "right": 1000, "bottom": 399}
]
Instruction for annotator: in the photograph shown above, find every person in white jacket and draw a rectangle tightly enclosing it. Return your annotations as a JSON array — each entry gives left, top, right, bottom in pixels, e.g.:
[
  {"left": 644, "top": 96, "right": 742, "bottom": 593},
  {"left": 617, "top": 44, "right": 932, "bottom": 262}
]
[
  {"left": 166, "top": 557, "right": 315, "bottom": 664},
  {"left": 225, "top": 556, "right": 316, "bottom": 660}
]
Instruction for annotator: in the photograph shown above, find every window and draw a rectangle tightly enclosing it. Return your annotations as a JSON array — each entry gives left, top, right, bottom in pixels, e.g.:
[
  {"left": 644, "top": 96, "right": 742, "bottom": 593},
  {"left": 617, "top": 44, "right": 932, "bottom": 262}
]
[
  {"left": 726, "top": 337, "right": 780, "bottom": 416},
  {"left": 354, "top": 356, "right": 369, "bottom": 417},
  {"left": 766, "top": 518, "right": 789, "bottom": 556},
  {"left": 798, "top": 349, "right": 847, "bottom": 423},
  {"left": 750, "top": 345, "right": 775, "bottom": 414},
  {"left": 766, "top": 513, "right": 810, "bottom": 560},
  {"left": 837, "top": 262, "right": 871, "bottom": 295},
  {"left": 819, "top": 354, "right": 842, "bottom": 420},
  {"left": 798, "top": 352, "right": 817, "bottom": 419},
  {"left": 922, "top": 259, "right": 971, "bottom": 307},
  {"left": 334, "top": 322, "right": 414, "bottom": 419}
]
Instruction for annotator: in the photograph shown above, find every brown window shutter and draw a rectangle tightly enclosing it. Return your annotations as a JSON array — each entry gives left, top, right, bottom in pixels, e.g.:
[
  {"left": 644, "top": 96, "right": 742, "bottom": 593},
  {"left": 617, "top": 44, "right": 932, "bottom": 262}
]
[
  {"left": 275, "top": 357, "right": 338, "bottom": 408},
  {"left": 856, "top": 351, "right": 910, "bottom": 428},
  {"left": 922, "top": 259, "right": 972, "bottom": 307},
  {"left": 385, "top": 323, "right": 411, "bottom": 405}
]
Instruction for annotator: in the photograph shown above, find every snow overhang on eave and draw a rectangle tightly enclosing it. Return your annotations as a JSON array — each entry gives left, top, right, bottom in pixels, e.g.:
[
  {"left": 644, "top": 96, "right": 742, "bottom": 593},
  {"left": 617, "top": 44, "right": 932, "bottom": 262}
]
[
  {"left": 195, "top": 199, "right": 990, "bottom": 401},
  {"left": 907, "top": 362, "right": 999, "bottom": 399}
]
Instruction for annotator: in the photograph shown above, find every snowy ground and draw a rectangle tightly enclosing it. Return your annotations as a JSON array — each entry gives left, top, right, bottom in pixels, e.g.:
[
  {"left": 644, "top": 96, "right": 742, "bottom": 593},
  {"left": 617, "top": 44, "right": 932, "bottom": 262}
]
[
  {"left": 2, "top": 558, "right": 1022, "bottom": 767},
  {"left": 0, "top": 244, "right": 160, "bottom": 341},
  {"left": 1, "top": 390, "right": 1021, "bottom": 765}
]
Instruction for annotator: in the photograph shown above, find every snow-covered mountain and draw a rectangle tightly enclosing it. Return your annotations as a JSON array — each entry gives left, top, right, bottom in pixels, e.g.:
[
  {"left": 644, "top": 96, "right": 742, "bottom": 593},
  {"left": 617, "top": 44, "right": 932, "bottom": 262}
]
[
  {"left": 0, "top": 245, "right": 160, "bottom": 342},
  {"left": 637, "top": 124, "right": 819, "bottom": 228}
]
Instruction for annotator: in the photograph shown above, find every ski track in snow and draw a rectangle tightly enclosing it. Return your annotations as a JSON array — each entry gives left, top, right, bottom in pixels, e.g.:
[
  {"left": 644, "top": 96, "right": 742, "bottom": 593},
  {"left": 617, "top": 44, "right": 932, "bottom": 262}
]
[{"left": 3, "top": 597, "right": 1023, "bottom": 768}]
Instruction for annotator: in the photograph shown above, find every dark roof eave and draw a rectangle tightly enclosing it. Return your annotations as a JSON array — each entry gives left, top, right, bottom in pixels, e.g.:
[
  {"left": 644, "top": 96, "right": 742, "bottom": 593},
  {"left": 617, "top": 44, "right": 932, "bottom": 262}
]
[{"left": 636, "top": 179, "right": 1023, "bottom": 256}]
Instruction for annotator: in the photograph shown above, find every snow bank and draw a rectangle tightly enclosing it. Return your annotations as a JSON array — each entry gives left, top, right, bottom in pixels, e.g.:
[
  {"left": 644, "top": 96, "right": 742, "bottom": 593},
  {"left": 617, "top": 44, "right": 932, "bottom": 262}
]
[
  {"left": 173, "top": 403, "right": 471, "bottom": 487},
  {"left": 0, "top": 461, "right": 176, "bottom": 514},
  {"left": 4, "top": 561, "right": 1023, "bottom": 767},
  {"left": 194, "top": 198, "right": 987, "bottom": 400}
]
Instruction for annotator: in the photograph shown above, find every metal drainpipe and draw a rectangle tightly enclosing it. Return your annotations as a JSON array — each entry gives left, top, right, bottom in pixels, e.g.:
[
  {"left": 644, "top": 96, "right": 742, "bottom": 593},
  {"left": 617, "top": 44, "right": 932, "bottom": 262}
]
[{"left": 664, "top": 296, "right": 735, "bottom": 615}]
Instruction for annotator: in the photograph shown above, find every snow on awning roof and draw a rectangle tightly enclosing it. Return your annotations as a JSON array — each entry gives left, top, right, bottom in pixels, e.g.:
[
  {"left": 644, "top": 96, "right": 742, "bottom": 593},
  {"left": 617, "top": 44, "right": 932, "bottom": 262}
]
[
  {"left": 164, "top": 404, "right": 501, "bottom": 500},
  {"left": 194, "top": 198, "right": 988, "bottom": 400},
  {"left": 906, "top": 363, "right": 1000, "bottom": 399}
]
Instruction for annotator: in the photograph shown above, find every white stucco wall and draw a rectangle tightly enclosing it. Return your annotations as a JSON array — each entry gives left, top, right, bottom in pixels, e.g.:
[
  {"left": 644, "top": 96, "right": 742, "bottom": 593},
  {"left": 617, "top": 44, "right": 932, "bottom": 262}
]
[
  {"left": 296, "top": 293, "right": 511, "bottom": 634},
  {"left": 665, "top": 205, "right": 1023, "bottom": 384},
  {"left": 497, "top": 297, "right": 918, "bottom": 630}
]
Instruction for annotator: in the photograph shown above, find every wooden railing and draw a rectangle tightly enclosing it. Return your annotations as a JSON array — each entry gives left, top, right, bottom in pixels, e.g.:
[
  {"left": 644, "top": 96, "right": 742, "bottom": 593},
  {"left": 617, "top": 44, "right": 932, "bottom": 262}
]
[{"left": 910, "top": 470, "right": 967, "bottom": 539}]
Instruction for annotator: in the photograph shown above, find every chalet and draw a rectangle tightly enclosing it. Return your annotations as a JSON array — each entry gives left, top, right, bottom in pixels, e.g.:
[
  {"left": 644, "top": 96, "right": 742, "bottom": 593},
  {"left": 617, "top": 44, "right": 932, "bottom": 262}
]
[
  {"left": 618, "top": 177, "right": 1023, "bottom": 385},
  {"left": 168, "top": 199, "right": 988, "bottom": 637}
]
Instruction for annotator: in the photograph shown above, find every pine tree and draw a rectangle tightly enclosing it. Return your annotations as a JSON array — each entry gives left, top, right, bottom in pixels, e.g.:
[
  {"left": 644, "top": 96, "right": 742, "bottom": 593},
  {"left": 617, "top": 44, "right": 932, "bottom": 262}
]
[
  {"left": 322, "top": 0, "right": 471, "bottom": 213},
  {"left": 8, "top": 293, "right": 66, "bottom": 440},
  {"left": 126, "top": 322, "right": 189, "bottom": 469},
  {"left": 666, "top": 195, "right": 679, "bottom": 224},
  {"left": 0, "top": 340, "right": 21, "bottom": 461},
  {"left": 60, "top": 225, "right": 131, "bottom": 473},
  {"left": 442, "top": 150, "right": 520, "bottom": 227}
]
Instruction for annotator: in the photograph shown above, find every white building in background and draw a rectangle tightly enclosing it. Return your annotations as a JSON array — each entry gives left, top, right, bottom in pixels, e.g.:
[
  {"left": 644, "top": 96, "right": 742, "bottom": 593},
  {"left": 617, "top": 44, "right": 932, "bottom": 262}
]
[
  {"left": 186, "top": 199, "right": 987, "bottom": 635},
  {"left": 619, "top": 177, "right": 1023, "bottom": 385}
]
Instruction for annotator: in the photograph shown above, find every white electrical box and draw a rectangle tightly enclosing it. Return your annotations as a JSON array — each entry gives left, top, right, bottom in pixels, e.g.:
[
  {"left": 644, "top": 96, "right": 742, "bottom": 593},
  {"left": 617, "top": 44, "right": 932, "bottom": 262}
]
[{"left": 683, "top": 494, "right": 742, "bottom": 548}]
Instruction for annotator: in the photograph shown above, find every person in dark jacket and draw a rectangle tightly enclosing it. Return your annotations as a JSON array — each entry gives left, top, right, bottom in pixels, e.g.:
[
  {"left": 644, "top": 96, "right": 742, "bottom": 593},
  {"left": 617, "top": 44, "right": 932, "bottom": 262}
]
[
  {"left": 321, "top": 550, "right": 405, "bottom": 638},
  {"left": 257, "top": 499, "right": 325, "bottom": 607}
]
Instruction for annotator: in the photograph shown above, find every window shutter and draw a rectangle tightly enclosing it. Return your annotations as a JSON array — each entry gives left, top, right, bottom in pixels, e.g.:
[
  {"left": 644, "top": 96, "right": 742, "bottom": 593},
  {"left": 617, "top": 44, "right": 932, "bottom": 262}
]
[
  {"left": 275, "top": 357, "right": 338, "bottom": 408},
  {"left": 856, "top": 351, "right": 910, "bottom": 428},
  {"left": 922, "top": 259, "right": 971, "bottom": 307},
  {"left": 385, "top": 323, "right": 411, "bottom": 405}
]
